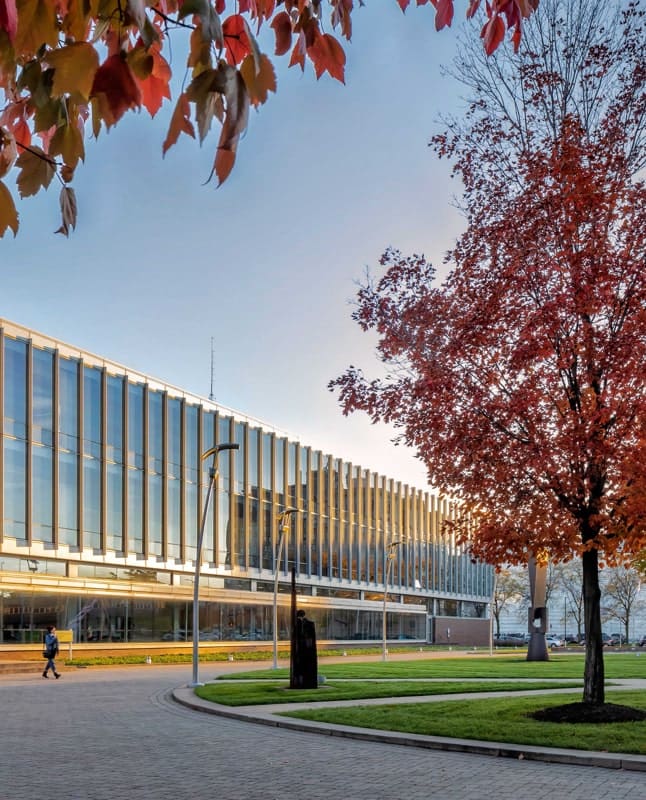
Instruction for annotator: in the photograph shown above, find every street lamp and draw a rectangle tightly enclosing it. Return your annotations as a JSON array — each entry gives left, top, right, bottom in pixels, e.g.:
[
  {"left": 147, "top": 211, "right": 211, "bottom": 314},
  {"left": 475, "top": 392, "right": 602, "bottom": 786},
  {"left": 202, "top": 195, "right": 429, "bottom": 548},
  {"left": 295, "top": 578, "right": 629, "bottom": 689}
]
[
  {"left": 382, "top": 540, "right": 401, "bottom": 661},
  {"left": 272, "top": 508, "right": 297, "bottom": 669},
  {"left": 190, "top": 443, "right": 239, "bottom": 687}
]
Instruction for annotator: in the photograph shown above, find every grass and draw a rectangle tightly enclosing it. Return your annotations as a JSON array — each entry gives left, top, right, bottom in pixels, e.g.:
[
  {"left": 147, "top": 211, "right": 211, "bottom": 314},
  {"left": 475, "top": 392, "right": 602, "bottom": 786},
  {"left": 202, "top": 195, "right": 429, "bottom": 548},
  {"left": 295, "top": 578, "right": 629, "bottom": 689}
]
[
  {"left": 224, "top": 653, "right": 646, "bottom": 681},
  {"left": 194, "top": 679, "right": 581, "bottom": 706},
  {"left": 282, "top": 691, "right": 646, "bottom": 755}
]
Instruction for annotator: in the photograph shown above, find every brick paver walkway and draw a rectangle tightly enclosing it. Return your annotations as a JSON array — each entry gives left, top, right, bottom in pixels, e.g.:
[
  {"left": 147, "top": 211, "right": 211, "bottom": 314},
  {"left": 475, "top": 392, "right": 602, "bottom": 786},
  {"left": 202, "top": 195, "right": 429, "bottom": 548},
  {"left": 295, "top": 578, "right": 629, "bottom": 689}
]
[{"left": 1, "top": 663, "right": 645, "bottom": 800}]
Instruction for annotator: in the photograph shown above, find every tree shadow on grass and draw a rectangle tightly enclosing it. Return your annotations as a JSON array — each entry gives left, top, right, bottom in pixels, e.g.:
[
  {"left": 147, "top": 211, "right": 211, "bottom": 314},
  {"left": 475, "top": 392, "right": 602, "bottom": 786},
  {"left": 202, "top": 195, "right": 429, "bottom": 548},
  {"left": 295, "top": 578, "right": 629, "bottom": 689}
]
[{"left": 530, "top": 703, "right": 646, "bottom": 724}]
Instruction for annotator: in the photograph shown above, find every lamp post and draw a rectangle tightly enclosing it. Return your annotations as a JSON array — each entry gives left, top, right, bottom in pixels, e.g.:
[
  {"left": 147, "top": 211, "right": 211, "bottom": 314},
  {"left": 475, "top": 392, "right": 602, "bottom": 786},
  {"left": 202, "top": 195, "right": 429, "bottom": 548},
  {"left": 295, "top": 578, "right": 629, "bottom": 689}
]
[
  {"left": 272, "top": 508, "right": 297, "bottom": 669},
  {"left": 382, "top": 540, "right": 401, "bottom": 661},
  {"left": 190, "top": 443, "right": 239, "bottom": 687}
]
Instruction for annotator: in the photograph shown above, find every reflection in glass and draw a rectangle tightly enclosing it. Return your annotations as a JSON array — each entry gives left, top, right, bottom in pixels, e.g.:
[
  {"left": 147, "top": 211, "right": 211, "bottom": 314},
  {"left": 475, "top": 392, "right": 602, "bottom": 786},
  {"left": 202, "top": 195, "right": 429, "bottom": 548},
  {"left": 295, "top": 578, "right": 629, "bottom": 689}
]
[
  {"left": 3, "top": 437, "right": 26, "bottom": 539},
  {"left": 4, "top": 337, "right": 27, "bottom": 438},
  {"left": 32, "top": 443, "right": 53, "bottom": 543}
]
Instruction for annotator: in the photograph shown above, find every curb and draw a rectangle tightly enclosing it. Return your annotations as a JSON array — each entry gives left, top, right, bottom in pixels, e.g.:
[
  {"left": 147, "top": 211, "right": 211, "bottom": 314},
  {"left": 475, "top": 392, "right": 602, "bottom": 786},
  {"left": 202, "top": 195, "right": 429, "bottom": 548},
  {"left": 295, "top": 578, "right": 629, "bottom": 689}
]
[{"left": 171, "top": 686, "right": 646, "bottom": 773}]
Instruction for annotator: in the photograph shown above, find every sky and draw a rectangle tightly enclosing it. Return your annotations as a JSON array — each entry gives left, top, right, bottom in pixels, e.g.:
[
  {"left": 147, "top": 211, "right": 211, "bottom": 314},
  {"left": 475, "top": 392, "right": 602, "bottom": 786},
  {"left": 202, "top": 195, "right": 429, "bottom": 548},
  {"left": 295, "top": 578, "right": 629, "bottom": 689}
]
[{"left": 2, "top": 3, "right": 472, "bottom": 493}]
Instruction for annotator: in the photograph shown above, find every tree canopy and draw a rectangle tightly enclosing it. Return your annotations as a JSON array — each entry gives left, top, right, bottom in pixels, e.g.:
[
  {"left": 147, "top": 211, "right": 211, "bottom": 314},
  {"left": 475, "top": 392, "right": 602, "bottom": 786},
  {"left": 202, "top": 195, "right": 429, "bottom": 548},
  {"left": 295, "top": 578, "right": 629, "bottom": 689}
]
[
  {"left": 331, "top": 1, "right": 646, "bottom": 704},
  {"left": 0, "top": 0, "right": 539, "bottom": 237}
]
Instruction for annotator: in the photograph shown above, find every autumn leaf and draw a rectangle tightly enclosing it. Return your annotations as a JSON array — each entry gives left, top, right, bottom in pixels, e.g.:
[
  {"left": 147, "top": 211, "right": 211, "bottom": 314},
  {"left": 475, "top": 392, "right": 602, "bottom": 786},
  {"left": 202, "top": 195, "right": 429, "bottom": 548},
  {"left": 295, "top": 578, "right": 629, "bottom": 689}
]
[
  {"left": 431, "top": 0, "right": 453, "bottom": 30},
  {"left": 45, "top": 42, "right": 100, "bottom": 102},
  {"left": 307, "top": 31, "right": 345, "bottom": 83},
  {"left": 240, "top": 52, "right": 276, "bottom": 106},
  {"left": 0, "top": 126, "right": 17, "bottom": 176},
  {"left": 162, "top": 92, "right": 195, "bottom": 155},
  {"left": 481, "top": 14, "right": 505, "bottom": 56},
  {"left": 55, "top": 184, "right": 76, "bottom": 236},
  {"left": 222, "top": 14, "right": 251, "bottom": 65},
  {"left": 48, "top": 119, "right": 85, "bottom": 170},
  {"left": 0, "top": 178, "right": 18, "bottom": 236},
  {"left": 0, "top": 0, "right": 17, "bottom": 42},
  {"left": 211, "top": 64, "right": 249, "bottom": 185},
  {"left": 14, "top": 0, "right": 59, "bottom": 56},
  {"left": 186, "top": 67, "right": 227, "bottom": 142},
  {"left": 134, "top": 45, "right": 172, "bottom": 118},
  {"left": 270, "top": 10, "right": 291, "bottom": 56},
  {"left": 90, "top": 53, "right": 142, "bottom": 127},
  {"left": 15, "top": 145, "right": 55, "bottom": 196}
]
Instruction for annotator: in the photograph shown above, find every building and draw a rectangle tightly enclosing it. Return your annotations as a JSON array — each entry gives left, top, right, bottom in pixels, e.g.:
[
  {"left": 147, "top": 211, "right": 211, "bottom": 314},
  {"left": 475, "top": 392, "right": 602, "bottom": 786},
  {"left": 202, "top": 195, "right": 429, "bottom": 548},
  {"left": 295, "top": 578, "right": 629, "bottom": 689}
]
[{"left": 0, "top": 319, "right": 493, "bottom": 650}]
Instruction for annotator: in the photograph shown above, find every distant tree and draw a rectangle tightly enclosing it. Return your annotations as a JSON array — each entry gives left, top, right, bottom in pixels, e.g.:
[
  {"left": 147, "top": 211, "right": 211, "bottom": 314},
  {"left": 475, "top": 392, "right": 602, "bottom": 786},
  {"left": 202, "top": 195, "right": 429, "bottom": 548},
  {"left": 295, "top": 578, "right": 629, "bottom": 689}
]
[
  {"left": 553, "top": 562, "right": 584, "bottom": 641},
  {"left": 0, "top": 0, "right": 539, "bottom": 237},
  {"left": 601, "top": 567, "right": 644, "bottom": 643},
  {"left": 331, "top": 3, "right": 646, "bottom": 708},
  {"left": 492, "top": 567, "right": 525, "bottom": 637}
]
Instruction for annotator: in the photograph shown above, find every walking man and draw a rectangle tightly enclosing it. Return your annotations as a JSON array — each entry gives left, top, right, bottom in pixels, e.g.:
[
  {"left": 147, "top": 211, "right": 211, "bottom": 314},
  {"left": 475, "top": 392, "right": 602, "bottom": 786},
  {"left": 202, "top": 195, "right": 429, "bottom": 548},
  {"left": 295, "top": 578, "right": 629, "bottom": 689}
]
[{"left": 42, "top": 625, "right": 61, "bottom": 679}]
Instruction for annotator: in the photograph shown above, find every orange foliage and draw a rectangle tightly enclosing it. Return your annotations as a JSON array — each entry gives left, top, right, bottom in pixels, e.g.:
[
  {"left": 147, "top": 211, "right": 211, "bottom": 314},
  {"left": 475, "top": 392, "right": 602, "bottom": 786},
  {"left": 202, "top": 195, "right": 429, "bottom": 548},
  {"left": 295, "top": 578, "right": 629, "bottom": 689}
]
[{"left": 0, "top": 0, "right": 540, "bottom": 236}]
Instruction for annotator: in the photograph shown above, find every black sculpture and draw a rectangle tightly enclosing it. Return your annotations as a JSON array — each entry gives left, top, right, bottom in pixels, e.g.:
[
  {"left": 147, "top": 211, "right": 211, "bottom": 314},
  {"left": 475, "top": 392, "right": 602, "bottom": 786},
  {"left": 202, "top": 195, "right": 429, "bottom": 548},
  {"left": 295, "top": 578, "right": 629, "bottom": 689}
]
[{"left": 290, "top": 608, "right": 318, "bottom": 689}]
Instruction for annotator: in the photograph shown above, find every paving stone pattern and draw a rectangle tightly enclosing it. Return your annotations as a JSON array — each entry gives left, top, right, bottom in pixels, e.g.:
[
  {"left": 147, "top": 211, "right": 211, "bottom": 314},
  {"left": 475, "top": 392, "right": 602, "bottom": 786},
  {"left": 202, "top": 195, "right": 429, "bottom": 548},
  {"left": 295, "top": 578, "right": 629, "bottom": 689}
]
[{"left": 1, "top": 664, "right": 644, "bottom": 800}]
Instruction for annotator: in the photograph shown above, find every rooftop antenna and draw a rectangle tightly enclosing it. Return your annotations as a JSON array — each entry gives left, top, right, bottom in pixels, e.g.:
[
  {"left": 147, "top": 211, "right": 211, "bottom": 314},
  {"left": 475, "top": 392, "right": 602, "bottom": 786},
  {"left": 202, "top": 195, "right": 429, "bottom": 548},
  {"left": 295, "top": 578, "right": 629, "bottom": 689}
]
[{"left": 209, "top": 337, "right": 215, "bottom": 402}]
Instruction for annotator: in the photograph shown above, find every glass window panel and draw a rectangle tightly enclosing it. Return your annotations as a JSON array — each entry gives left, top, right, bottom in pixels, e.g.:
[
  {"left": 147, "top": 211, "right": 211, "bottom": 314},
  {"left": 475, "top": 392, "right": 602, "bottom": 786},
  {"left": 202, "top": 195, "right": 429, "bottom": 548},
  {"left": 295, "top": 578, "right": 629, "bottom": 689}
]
[
  {"left": 299, "top": 446, "right": 308, "bottom": 509},
  {"left": 275, "top": 438, "right": 285, "bottom": 499},
  {"left": 4, "top": 337, "right": 27, "bottom": 438},
  {"left": 248, "top": 498, "right": 259, "bottom": 568},
  {"left": 213, "top": 416, "right": 231, "bottom": 492},
  {"left": 217, "top": 489, "right": 231, "bottom": 566},
  {"left": 148, "top": 391, "right": 163, "bottom": 471},
  {"left": 262, "top": 433, "right": 272, "bottom": 499},
  {"left": 106, "top": 375, "right": 123, "bottom": 463},
  {"left": 127, "top": 468, "right": 143, "bottom": 554},
  {"left": 127, "top": 383, "right": 144, "bottom": 467},
  {"left": 202, "top": 410, "right": 215, "bottom": 454},
  {"left": 83, "top": 367, "right": 102, "bottom": 457},
  {"left": 58, "top": 450, "right": 78, "bottom": 546},
  {"left": 58, "top": 357, "right": 79, "bottom": 449},
  {"left": 234, "top": 494, "right": 245, "bottom": 567},
  {"left": 248, "top": 428, "right": 259, "bottom": 499},
  {"left": 32, "top": 443, "right": 53, "bottom": 543},
  {"left": 185, "top": 481, "right": 198, "bottom": 561},
  {"left": 32, "top": 347, "right": 54, "bottom": 446},
  {"left": 106, "top": 461, "right": 123, "bottom": 551},
  {"left": 167, "top": 398, "right": 181, "bottom": 477},
  {"left": 287, "top": 442, "right": 296, "bottom": 503},
  {"left": 83, "top": 455, "right": 101, "bottom": 549},
  {"left": 148, "top": 473, "right": 162, "bottom": 554},
  {"left": 186, "top": 405, "right": 198, "bottom": 472},
  {"left": 233, "top": 421, "right": 245, "bottom": 493},
  {"left": 167, "top": 475, "right": 180, "bottom": 559},
  {"left": 3, "top": 437, "right": 26, "bottom": 539}
]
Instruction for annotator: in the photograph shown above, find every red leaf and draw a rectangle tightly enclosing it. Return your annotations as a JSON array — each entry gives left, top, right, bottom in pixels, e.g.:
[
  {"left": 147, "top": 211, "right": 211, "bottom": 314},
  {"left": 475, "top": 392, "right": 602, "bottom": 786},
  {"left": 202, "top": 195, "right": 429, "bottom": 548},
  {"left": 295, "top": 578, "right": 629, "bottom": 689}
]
[
  {"left": 307, "top": 30, "right": 346, "bottom": 83},
  {"left": 222, "top": 14, "right": 251, "bottom": 65},
  {"left": 90, "top": 54, "right": 142, "bottom": 126},
  {"left": 162, "top": 92, "right": 195, "bottom": 155},
  {"left": 271, "top": 10, "right": 291, "bottom": 56},
  {"left": 397, "top": 0, "right": 410, "bottom": 10},
  {"left": 138, "top": 45, "right": 172, "bottom": 117},
  {"left": 466, "top": 0, "right": 481, "bottom": 18},
  {"left": 0, "top": 0, "right": 17, "bottom": 41},
  {"left": 433, "top": 0, "right": 454, "bottom": 30},
  {"left": 481, "top": 15, "right": 505, "bottom": 56}
]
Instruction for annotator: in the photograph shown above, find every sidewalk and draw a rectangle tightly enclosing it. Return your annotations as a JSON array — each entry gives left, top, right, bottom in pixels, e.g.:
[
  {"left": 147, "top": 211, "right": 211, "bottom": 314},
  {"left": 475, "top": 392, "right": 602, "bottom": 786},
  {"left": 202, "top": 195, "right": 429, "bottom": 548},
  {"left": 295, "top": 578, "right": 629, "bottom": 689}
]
[{"left": 172, "top": 679, "right": 646, "bottom": 774}]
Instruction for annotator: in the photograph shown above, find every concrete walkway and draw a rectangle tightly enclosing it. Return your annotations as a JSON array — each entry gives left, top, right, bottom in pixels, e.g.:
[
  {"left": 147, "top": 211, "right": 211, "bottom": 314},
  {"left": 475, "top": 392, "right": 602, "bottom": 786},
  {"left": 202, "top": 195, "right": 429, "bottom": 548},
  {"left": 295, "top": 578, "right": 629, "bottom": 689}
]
[
  {"left": 2, "top": 661, "right": 645, "bottom": 799},
  {"left": 172, "top": 677, "right": 646, "bottom": 774}
]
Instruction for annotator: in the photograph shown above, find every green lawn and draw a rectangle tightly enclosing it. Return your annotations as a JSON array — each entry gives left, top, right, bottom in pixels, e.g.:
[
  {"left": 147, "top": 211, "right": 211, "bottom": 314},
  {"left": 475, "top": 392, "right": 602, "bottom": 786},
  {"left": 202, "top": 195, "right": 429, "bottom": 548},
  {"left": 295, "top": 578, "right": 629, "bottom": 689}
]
[
  {"left": 282, "top": 690, "right": 646, "bottom": 755},
  {"left": 195, "top": 679, "right": 581, "bottom": 706},
  {"left": 223, "top": 653, "right": 646, "bottom": 681}
]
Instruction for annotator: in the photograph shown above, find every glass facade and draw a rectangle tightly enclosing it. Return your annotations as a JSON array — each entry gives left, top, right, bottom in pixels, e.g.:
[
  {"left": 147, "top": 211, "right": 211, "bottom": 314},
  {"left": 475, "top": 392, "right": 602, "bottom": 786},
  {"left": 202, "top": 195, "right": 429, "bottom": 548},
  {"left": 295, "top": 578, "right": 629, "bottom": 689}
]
[{"left": 0, "top": 320, "right": 493, "bottom": 647}]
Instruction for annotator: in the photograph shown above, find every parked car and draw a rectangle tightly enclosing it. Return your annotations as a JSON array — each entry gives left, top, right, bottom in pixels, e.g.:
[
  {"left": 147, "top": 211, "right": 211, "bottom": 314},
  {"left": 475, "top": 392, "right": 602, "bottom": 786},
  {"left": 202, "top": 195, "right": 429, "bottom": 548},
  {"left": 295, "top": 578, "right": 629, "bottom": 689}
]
[
  {"left": 606, "top": 634, "right": 623, "bottom": 646},
  {"left": 638, "top": 635, "right": 646, "bottom": 647},
  {"left": 494, "top": 633, "right": 526, "bottom": 647},
  {"left": 546, "top": 635, "right": 564, "bottom": 647}
]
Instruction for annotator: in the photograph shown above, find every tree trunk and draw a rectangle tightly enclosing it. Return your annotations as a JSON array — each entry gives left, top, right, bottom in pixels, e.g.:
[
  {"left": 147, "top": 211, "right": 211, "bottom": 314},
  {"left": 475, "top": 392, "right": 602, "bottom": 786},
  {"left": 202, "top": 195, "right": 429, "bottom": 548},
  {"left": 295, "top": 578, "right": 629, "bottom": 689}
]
[{"left": 582, "top": 548, "right": 605, "bottom": 704}]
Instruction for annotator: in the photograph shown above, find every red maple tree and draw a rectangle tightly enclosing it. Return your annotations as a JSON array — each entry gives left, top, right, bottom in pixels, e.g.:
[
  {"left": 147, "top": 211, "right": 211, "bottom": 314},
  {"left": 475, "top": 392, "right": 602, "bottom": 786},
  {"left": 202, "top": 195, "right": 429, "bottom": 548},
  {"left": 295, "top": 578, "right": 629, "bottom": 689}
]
[{"left": 332, "top": 26, "right": 646, "bottom": 705}]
